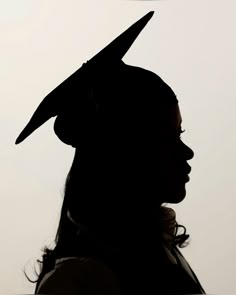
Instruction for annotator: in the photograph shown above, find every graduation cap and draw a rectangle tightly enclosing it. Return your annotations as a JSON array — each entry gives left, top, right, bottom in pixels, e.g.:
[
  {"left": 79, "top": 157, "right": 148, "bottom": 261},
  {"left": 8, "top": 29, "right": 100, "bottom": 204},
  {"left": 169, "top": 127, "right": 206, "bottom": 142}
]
[{"left": 15, "top": 11, "right": 154, "bottom": 146}]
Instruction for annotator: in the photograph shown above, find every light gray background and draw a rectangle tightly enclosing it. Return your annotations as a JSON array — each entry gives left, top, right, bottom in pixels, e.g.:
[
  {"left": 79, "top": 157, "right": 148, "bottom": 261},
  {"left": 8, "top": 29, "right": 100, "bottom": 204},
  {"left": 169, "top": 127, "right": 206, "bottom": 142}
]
[{"left": 1, "top": 1, "right": 236, "bottom": 294}]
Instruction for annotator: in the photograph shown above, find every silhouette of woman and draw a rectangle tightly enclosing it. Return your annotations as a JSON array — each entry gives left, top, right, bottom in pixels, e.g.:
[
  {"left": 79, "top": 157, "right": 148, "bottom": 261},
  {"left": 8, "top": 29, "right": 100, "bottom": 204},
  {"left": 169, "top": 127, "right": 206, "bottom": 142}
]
[{"left": 16, "top": 11, "right": 206, "bottom": 295}]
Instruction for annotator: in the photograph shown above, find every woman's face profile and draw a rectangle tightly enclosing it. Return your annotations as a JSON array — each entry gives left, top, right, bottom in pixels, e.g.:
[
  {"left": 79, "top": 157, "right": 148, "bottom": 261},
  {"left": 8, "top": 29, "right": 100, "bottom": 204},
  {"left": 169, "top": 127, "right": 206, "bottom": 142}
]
[{"left": 157, "top": 103, "right": 194, "bottom": 204}]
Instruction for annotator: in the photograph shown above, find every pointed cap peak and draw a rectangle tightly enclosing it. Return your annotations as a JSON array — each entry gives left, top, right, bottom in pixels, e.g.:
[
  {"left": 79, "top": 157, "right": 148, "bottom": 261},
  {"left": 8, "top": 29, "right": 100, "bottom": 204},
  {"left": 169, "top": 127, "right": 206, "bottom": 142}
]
[
  {"left": 15, "top": 11, "right": 155, "bottom": 145},
  {"left": 89, "top": 11, "right": 154, "bottom": 66}
]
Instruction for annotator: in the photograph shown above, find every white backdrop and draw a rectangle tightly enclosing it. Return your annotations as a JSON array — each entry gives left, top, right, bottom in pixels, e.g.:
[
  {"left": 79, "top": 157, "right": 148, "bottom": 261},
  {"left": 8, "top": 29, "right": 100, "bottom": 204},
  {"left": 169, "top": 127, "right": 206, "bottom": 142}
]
[{"left": 1, "top": 1, "right": 236, "bottom": 294}]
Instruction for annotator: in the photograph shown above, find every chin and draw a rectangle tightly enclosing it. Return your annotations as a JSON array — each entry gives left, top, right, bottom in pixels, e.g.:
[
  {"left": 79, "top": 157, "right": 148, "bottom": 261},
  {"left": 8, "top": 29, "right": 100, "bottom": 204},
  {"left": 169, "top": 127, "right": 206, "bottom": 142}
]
[
  {"left": 160, "top": 185, "right": 187, "bottom": 204},
  {"left": 168, "top": 194, "right": 186, "bottom": 204}
]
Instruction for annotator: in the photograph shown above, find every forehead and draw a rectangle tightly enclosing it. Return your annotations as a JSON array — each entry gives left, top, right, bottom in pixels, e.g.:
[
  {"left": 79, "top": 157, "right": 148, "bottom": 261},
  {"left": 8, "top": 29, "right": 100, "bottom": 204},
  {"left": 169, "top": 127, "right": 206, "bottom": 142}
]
[
  {"left": 173, "top": 104, "right": 182, "bottom": 127},
  {"left": 161, "top": 104, "right": 182, "bottom": 128},
  {"left": 158, "top": 103, "right": 182, "bottom": 133}
]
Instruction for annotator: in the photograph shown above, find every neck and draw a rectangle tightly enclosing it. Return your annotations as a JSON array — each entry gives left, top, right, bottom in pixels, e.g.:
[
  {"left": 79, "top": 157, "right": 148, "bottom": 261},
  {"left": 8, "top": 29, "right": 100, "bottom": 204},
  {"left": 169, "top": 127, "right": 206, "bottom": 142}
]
[{"left": 67, "top": 208, "right": 161, "bottom": 247}]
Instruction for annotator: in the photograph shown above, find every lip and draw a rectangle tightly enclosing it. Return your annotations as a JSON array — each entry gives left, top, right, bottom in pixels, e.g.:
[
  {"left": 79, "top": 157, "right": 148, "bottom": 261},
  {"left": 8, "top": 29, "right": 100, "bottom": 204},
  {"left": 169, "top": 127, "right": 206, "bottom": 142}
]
[
  {"left": 185, "top": 175, "right": 190, "bottom": 182},
  {"left": 178, "top": 172, "right": 190, "bottom": 182},
  {"left": 175, "top": 174, "right": 190, "bottom": 183},
  {"left": 185, "top": 166, "right": 191, "bottom": 174},
  {"left": 178, "top": 165, "right": 191, "bottom": 180}
]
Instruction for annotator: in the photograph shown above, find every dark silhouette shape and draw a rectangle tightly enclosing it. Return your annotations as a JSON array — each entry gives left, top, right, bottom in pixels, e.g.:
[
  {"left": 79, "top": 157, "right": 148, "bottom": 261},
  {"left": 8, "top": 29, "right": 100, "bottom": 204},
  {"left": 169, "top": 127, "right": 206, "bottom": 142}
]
[
  {"left": 15, "top": 11, "right": 154, "bottom": 145},
  {"left": 17, "top": 11, "right": 206, "bottom": 295}
]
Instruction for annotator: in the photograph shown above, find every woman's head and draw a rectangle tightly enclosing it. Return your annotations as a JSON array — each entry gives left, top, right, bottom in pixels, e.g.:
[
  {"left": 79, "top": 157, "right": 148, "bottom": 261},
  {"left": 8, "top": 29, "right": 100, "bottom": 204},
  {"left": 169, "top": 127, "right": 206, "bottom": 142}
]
[{"left": 61, "top": 63, "right": 194, "bottom": 235}]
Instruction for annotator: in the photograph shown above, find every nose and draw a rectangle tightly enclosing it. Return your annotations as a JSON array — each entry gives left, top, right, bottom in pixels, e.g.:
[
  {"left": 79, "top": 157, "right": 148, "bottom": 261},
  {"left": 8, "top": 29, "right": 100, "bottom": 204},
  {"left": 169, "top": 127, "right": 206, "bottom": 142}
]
[{"left": 182, "top": 142, "right": 194, "bottom": 160}]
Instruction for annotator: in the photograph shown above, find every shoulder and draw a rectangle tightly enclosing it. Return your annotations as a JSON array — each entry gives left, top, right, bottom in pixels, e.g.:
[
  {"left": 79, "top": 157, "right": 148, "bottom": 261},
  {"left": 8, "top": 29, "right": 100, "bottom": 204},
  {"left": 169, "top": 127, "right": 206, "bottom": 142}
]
[{"left": 36, "top": 257, "right": 120, "bottom": 295}]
